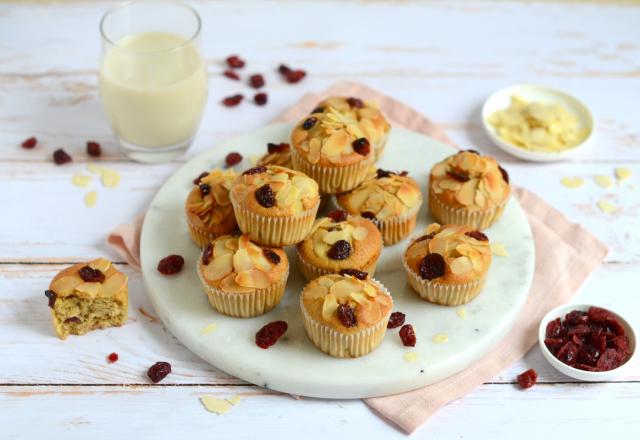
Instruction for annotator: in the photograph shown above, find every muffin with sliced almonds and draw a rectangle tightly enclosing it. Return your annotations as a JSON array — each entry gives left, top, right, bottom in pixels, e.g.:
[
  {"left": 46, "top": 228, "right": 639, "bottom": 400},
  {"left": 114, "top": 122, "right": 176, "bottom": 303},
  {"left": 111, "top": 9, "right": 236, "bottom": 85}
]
[
  {"left": 296, "top": 209, "right": 382, "bottom": 281},
  {"left": 312, "top": 96, "right": 390, "bottom": 160},
  {"left": 185, "top": 168, "right": 239, "bottom": 248},
  {"left": 300, "top": 272, "right": 392, "bottom": 358},
  {"left": 229, "top": 165, "right": 320, "bottom": 246},
  {"left": 256, "top": 142, "right": 292, "bottom": 168},
  {"left": 429, "top": 150, "right": 510, "bottom": 230},
  {"left": 403, "top": 223, "right": 492, "bottom": 306},
  {"left": 197, "top": 233, "right": 289, "bottom": 318},
  {"left": 336, "top": 168, "right": 422, "bottom": 245}
]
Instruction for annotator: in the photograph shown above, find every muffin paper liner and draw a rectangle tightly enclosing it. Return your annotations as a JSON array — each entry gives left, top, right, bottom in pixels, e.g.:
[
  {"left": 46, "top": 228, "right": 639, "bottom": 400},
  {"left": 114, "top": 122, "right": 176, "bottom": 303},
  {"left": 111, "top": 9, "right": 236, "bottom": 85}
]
[
  {"left": 402, "top": 257, "right": 486, "bottom": 306},
  {"left": 187, "top": 221, "right": 222, "bottom": 249},
  {"left": 197, "top": 262, "right": 289, "bottom": 318},
  {"left": 290, "top": 147, "right": 374, "bottom": 194},
  {"left": 429, "top": 191, "right": 508, "bottom": 231},
  {"left": 230, "top": 196, "right": 320, "bottom": 247},
  {"left": 373, "top": 133, "right": 389, "bottom": 161},
  {"left": 300, "top": 278, "right": 391, "bottom": 358},
  {"left": 296, "top": 246, "right": 379, "bottom": 281}
]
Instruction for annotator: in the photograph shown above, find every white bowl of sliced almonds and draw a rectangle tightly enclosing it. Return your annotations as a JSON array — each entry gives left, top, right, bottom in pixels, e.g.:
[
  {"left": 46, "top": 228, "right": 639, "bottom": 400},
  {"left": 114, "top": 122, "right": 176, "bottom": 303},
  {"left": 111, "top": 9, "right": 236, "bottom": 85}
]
[{"left": 482, "top": 84, "right": 594, "bottom": 162}]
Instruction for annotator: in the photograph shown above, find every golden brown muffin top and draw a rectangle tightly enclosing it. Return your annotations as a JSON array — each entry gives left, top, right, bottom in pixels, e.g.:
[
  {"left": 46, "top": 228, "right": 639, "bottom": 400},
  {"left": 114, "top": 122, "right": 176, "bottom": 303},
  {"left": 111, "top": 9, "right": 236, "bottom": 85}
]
[
  {"left": 297, "top": 211, "right": 382, "bottom": 272},
  {"left": 336, "top": 168, "right": 422, "bottom": 220},
  {"left": 198, "top": 233, "right": 288, "bottom": 293},
  {"left": 314, "top": 96, "right": 389, "bottom": 143},
  {"left": 48, "top": 258, "right": 128, "bottom": 301},
  {"left": 301, "top": 273, "right": 392, "bottom": 333},
  {"left": 404, "top": 223, "right": 492, "bottom": 285},
  {"left": 185, "top": 168, "right": 238, "bottom": 229},
  {"left": 229, "top": 165, "right": 319, "bottom": 217},
  {"left": 257, "top": 142, "right": 292, "bottom": 168},
  {"left": 429, "top": 151, "right": 510, "bottom": 212}
]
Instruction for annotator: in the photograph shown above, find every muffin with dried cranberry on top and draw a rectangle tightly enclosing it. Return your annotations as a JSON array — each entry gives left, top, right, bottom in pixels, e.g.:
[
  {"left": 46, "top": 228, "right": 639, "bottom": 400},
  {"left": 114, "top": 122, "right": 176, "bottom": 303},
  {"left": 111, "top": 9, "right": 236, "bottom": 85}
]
[
  {"left": 256, "top": 142, "right": 292, "bottom": 168},
  {"left": 296, "top": 209, "right": 382, "bottom": 281},
  {"left": 335, "top": 168, "right": 422, "bottom": 245},
  {"left": 403, "top": 223, "right": 492, "bottom": 306},
  {"left": 300, "top": 272, "right": 392, "bottom": 358},
  {"left": 229, "top": 165, "right": 320, "bottom": 246},
  {"left": 429, "top": 150, "right": 510, "bottom": 230}
]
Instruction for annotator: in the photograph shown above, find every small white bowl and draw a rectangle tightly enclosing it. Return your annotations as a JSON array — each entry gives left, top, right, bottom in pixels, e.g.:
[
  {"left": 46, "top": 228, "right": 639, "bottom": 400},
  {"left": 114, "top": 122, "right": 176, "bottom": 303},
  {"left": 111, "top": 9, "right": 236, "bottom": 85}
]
[
  {"left": 482, "top": 84, "right": 594, "bottom": 162},
  {"left": 538, "top": 304, "right": 636, "bottom": 382}
]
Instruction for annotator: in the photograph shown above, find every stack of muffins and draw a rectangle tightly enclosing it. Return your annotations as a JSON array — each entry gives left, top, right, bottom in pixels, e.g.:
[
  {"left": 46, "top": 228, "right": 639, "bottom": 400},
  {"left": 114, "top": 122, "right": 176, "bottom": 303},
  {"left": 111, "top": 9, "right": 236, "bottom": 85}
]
[{"left": 185, "top": 96, "right": 511, "bottom": 359}]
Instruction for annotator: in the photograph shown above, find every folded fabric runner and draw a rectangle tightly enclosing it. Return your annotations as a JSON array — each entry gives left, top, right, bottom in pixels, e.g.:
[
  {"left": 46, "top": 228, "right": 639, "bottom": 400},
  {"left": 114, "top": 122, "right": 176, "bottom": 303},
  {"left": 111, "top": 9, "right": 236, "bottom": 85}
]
[{"left": 108, "top": 81, "right": 609, "bottom": 434}]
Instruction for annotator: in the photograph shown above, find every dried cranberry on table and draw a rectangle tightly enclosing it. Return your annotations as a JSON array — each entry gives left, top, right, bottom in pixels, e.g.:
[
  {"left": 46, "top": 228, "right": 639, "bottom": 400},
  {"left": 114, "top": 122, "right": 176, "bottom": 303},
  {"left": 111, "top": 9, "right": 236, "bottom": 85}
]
[
  {"left": 516, "top": 369, "right": 537, "bottom": 389},
  {"left": 157, "top": 255, "right": 184, "bottom": 275},
  {"left": 255, "top": 321, "right": 288, "bottom": 349},
  {"left": 87, "top": 141, "right": 101, "bottom": 157},
  {"left": 339, "top": 269, "right": 368, "bottom": 280},
  {"left": 249, "top": 74, "right": 265, "bottom": 89},
  {"left": 53, "top": 148, "right": 72, "bottom": 165},
  {"left": 225, "top": 152, "right": 243, "bottom": 167},
  {"left": 399, "top": 324, "right": 416, "bottom": 347},
  {"left": 226, "top": 55, "right": 245, "bottom": 68},
  {"left": 223, "top": 70, "right": 240, "bottom": 80},
  {"left": 222, "top": 94, "right": 243, "bottom": 107},
  {"left": 147, "top": 361, "right": 172, "bottom": 383},
  {"left": 21, "top": 137, "right": 37, "bottom": 149},
  {"left": 387, "top": 312, "right": 406, "bottom": 329},
  {"left": 107, "top": 352, "right": 119, "bottom": 363},
  {"left": 254, "top": 92, "right": 268, "bottom": 106},
  {"left": 278, "top": 64, "right": 306, "bottom": 84}
]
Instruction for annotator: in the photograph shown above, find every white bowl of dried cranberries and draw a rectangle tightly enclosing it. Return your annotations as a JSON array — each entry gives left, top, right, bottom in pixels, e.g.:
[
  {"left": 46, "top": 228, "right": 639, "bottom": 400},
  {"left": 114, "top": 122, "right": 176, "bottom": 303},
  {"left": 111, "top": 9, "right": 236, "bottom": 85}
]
[{"left": 538, "top": 304, "right": 636, "bottom": 382}]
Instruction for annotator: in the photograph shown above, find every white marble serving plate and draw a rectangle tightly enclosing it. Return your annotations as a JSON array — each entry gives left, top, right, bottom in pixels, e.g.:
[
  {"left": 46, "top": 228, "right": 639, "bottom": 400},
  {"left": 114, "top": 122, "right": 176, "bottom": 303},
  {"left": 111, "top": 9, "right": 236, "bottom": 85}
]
[{"left": 140, "top": 123, "right": 535, "bottom": 399}]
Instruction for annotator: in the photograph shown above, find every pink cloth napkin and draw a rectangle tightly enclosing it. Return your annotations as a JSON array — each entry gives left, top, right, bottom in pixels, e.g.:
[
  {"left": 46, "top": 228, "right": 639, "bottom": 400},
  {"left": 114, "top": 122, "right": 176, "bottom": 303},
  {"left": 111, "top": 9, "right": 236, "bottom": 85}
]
[{"left": 108, "top": 81, "right": 609, "bottom": 434}]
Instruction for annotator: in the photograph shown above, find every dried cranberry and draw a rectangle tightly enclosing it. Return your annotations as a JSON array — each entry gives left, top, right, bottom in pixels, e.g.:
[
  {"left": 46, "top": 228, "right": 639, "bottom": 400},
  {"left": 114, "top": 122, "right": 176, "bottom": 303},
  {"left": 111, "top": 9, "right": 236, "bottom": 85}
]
[
  {"left": 311, "top": 106, "right": 324, "bottom": 114},
  {"left": 263, "top": 248, "right": 281, "bottom": 265},
  {"left": 596, "top": 348, "right": 621, "bottom": 371},
  {"left": 225, "top": 152, "right": 243, "bottom": 167},
  {"left": 327, "top": 209, "right": 348, "bottom": 222},
  {"left": 202, "top": 244, "right": 213, "bottom": 265},
  {"left": 226, "top": 55, "right": 245, "bottom": 68},
  {"left": 278, "top": 64, "right": 291, "bottom": 74},
  {"left": 255, "top": 184, "right": 276, "bottom": 208},
  {"left": 199, "top": 183, "right": 211, "bottom": 197},
  {"left": 222, "top": 94, "right": 243, "bottom": 107},
  {"left": 284, "top": 69, "right": 306, "bottom": 84},
  {"left": 302, "top": 117, "right": 317, "bottom": 130},
  {"left": 556, "top": 341, "right": 579, "bottom": 367},
  {"left": 544, "top": 338, "right": 564, "bottom": 354},
  {"left": 327, "top": 240, "right": 351, "bottom": 260},
  {"left": 336, "top": 304, "right": 357, "bottom": 327},
  {"left": 86, "top": 141, "right": 101, "bottom": 157},
  {"left": 399, "top": 324, "right": 416, "bottom": 347},
  {"left": 577, "top": 345, "right": 601, "bottom": 366},
  {"left": 399, "top": 171, "right": 409, "bottom": 176},
  {"left": 147, "top": 361, "right": 172, "bottom": 383},
  {"left": 254, "top": 92, "right": 268, "bottom": 106},
  {"left": 44, "top": 290, "right": 56, "bottom": 308},
  {"left": 64, "top": 317, "right": 80, "bottom": 324},
  {"left": 157, "top": 255, "right": 184, "bottom": 275},
  {"left": 249, "top": 74, "right": 265, "bottom": 89},
  {"left": 611, "top": 335, "right": 630, "bottom": 354},
  {"left": 419, "top": 253, "right": 445, "bottom": 280},
  {"left": 587, "top": 306, "right": 610, "bottom": 323},
  {"left": 567, "top": 324, "right": 591, "bottom": 337},
  {"left": 339, "top": 269, "right": 367, "bottom": 280},
  {"left": 352, "top": 138, "right": 370, "bottom": 156},
  {"left": 346, "top": 97, "right": 364, "bottom": 108},
  {"left": 447, "top": 169, "right": 469, "bottom": 182},
  {"left": 605, "top": 316, "right": 625, "bottom": 336},
  {"left": 242, "top": 166, "right": 267, "bottom": 176},
  {"left": 21, "top": 136, "right": 37, "bottom": 149},
  {"left": 376, "top": 169, "right": 392, "bottom": 178},
  {"left": 465, "top": 149, "right": 480, "bottom": 155},
  {"left": 565, "top": 310, "right": 586, "bottom": 326},
  {"left": 267, "top": 142, "right": 289, "bottom": 154},
  {"left": 107, "top": 352, "right": 119, "bottom": 363},
  {"left": 415, "top": 233, "right": 434, "bottom": 243},
  {"left": 223, "top": 70, "right": 240, "bottom": 80},
  {"left": 78, "top": 266, "right": 105, "bottom": 283},
  {"left": 361, "top": 211, "right": 376, "bottom": 220},
  {"left": 255, "top": 321, "right": 288, "bottom": 349},
  {"left": 465, "top": 231, "right": 488, "bottom": 241},
  {"left": 499, "top": 166, "right": 509, "bottom": 183},
  {"left": 545, "top": 318, "right": 563, "bottom": 338},
  {"left": 53, "top": 148, "right": 72, "bottom": 165},
  {"left": 193, "top": 171, "right": 209, "bottom": 185},
  {"left": 387, "top": 312, "right": 406, "bottom": 329},
  {"left": 516, "top": 369, "right": 537, "bottom": 389}
]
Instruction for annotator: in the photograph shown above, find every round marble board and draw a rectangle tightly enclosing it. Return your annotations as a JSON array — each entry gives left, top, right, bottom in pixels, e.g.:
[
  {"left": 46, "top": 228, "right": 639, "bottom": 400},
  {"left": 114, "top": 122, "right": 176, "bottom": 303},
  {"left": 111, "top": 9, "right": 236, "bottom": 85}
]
[{"left": 141, "top": 123, "right": 535, "bottom": 399}]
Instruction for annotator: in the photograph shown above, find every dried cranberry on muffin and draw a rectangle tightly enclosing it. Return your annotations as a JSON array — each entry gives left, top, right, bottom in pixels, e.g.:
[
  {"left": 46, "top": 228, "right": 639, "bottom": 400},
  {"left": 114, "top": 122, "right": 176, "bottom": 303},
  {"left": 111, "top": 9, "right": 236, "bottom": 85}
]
[
  {"left": 335, "top": 168, "right": 422, "bottom": 245},
  {"left": 300, "top": 272, "right": 392, "bottom": 358},
  {"left": 290, "top": 104, "right": 377, "bottom": 194},
  {"left": 257, "top": 142, "right": 292, "bottom": 168},
  {"left": 429, "top": 150, "right": 510, "bottom": 230},
  {"left": 229, "top": 165, "right": 320, "bottom": 246},
  {"left": 197, "top": 233, "right": 289, "bottom": 318},
  {"left": 185, "top": 168, "right": 239, "bottom": 248},
  {"left": 403, "top": 223, "right": 492, "bottom": 306},
  {"left": 311, "top": 96, "right": 390, "bottom": 160},
  {"left": 296, "top": 210, "right": 382, "bottom": 281}
]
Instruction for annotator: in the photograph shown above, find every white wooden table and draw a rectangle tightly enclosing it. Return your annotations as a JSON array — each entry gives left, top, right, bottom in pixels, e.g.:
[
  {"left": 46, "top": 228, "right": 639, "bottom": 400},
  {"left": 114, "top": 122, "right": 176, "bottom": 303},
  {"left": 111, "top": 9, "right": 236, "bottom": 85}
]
[{"left": 1, "top": 1, "right": 639, "bottom": 438}]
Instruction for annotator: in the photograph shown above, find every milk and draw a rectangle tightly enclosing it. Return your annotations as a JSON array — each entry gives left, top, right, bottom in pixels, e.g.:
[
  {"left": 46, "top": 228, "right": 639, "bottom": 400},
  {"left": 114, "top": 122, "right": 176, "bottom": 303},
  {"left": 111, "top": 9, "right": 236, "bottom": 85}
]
[{"left": 99, "top": 32, "right": 207, "bottom": 149}]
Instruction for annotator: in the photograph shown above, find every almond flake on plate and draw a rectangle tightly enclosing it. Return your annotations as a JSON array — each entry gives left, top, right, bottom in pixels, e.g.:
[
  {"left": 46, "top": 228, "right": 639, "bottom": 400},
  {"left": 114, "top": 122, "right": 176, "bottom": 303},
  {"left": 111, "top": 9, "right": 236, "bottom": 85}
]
[
  {"left": 615, "top": 167, "right": 632, "bottom": 182},
  {"left": 491, "top": 243, "right": 508, "bottom": 257},
  {"left": 593, "top": 175, "right": 613, "bottom": 189},
  {"left": 404, "top": 352, "right": 418, "bottom": 363},
  {"left": 71, "top": 174, "right": 92, "bottom": 188},
  {"left": 87, "top": 163, "right": 105, "bottom": 175},
  {"left": 432, "top": 333, "right": 449, "bottom": 344},
  {"left": 199, "top": 395, "right": 241, "bottom": 415},
  {"left": 101, "top": 168, "right": 121, "bottom": 188},
  {"left": 456, "top": 307, "right": 467, "bottom": 319},
  {"left": 597, "top": 199, "right": 617, "bottom": 214},
  {"left": 560, "top": 177, "right": 584, "bottom": 189},
  {"left": 200, "top": 323, "right": 218, "bottom": 335},
  {"left": 84, "top": 191, "right": 98, "bottom": 208}
]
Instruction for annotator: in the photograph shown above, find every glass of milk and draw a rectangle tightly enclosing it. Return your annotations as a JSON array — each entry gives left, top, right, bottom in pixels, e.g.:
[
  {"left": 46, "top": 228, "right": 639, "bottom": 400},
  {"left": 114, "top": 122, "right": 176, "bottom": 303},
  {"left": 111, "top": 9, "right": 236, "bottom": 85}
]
[{"left": 99, "top": 0, "right": 208, "bottom": 163}]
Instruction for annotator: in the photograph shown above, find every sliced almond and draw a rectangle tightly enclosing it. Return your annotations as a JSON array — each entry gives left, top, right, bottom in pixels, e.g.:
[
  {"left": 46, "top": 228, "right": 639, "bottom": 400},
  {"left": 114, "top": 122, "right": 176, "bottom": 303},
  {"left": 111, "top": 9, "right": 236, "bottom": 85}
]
[
  {"left": 101, "top": 272, "right": 127, "bottom": 296},
  {"left": 352, "top": 226, "right": 368, "bottom": 241},
  {"left": 305, "top": 285, "right": 328, "bottom": 300},
  {"left": 76, "top": 282, "right": 101, "bottom": 297},
  {"left": 89, "top": 258, "right": 111, "bottom": 273},
  {"left": 214, "top": 239, "right": 234, "bottom": 258},
  {"left": 220, "top": 273, "right": 254, "bottom": 293},
  {"left": 323, "top": 228, "right": 350, "bottom": 245},
  {"left": 450, "top": 256, "right": 473, "bottom": 275},
  {"left": 318, "top": 276, "right": 335, "bottom": 288},
  {"left": 235, "top": 269, "right": 270, "bottom": 289},
  {"left": 455, "top": 179, "right": 477, "bottom": 206},
  {"left": 50, "top": 275, "right": 83, "bottom": 296},
  {"left": 321, "top": 293, "right": 339, "bottom": 321},
  {"left": 357, "top": 300, "right": 382, "bottom": 326},
  {"left": 330, "top": 279, "right": 362, "bottom": 299},
  {"left": 203, "top": 254, "right": 233, "bottom": 281},
  {"left": 232, "top": 249, "right": 254, "bottom": 272},
  {"left": 396, "top": 183, "right": 419, "bottom": 206}
]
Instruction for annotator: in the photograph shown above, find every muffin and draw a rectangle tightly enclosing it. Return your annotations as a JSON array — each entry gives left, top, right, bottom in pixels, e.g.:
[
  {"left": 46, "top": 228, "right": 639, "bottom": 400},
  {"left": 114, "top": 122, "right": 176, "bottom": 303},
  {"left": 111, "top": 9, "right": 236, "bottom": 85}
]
[
  {"left": 296, "top": 210, "right": 382, "bottom": 281},
  {"left": 300, "top": 272, "right": 392, "bottom": 358},
  {"left": 46, "top": 258, "right": 128, "bottom": 339},
  {"left": 229, "top": 165, "right": 320, "bottom": 246},
  {"left": 403, "top": 223, "right": 492, "bottom": 306},
  {"left": 197, "top": 233, "right": 289, "bottom": 318},
  {"left": 185, "top": 168, "right": 239, "bottom": 248},
  {"left": 290, "top": 105, "right": 377, "bottom": 194},
  {"left": 428, "top": 150, "right": 510, "bottom": 230},
  {"left": 312, "top": 96, "right": 390, "bottom": 160},
  {"left": 257, "top": 142, "right": 292, "bottom": 168},
  {"left": 335, "top": 168, "right": 422, "bottom": 245}
]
